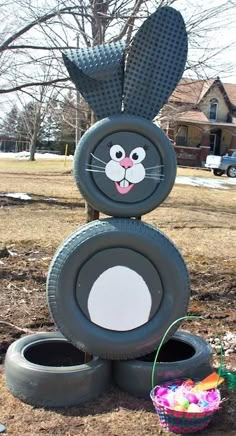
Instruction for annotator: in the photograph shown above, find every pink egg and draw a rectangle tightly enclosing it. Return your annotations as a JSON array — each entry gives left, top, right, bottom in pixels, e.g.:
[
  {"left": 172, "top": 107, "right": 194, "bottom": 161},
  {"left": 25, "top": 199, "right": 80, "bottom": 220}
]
[
  {"left": 157, "top": 387, "right": 168, "bottom": 397},
  {"left": 185, "top": 393, "right": 198, "bottom": 404},
  {"left": 159, "top": 397, "right": 170, "bottom": 407},
  {"left": 206, "top": 391, "right": 219, "bottom": 403}
]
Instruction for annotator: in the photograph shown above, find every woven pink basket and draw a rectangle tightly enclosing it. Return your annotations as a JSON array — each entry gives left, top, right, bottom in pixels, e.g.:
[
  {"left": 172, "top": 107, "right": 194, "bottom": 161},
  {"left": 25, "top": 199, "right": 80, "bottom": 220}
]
[{"left": 150, "top": 378, "right": 221, "bottom": 434}]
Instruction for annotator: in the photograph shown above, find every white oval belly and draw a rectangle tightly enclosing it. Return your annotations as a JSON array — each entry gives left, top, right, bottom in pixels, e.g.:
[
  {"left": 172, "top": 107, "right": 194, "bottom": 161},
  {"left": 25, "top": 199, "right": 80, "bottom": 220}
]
[{"left": 87, "top": 266, "right": 152, "bottom": 331}]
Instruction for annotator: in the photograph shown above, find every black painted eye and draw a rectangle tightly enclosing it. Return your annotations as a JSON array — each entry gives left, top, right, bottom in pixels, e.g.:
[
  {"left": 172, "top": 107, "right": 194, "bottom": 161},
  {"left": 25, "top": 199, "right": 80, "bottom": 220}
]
[
  {"left": 116, "top": 151, "right": 122, "bottom": 159},
  {"left": 130, "top": 147, "right": 146, "bottom": 163}
]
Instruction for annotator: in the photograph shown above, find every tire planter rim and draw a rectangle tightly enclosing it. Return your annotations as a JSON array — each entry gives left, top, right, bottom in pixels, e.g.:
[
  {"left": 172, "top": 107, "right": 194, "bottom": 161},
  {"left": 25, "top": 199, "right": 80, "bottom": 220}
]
[
  {"left": 127, "top": 331, "right": 212, "bottom": 368},
  {"left": 20, "top": 336, "right": 97, "bottom": 373},
  {"left": 47, "top": 218, "right": 190, "bottom": 359},
  {"left": 113, "top": 330, "right": 213, "bottom": 398},
  {"left": 5, "top": 332, "right": 111, "bottom": 407},
  {"left": 73, "top": 114, "right": 176, "bottom": 217}
]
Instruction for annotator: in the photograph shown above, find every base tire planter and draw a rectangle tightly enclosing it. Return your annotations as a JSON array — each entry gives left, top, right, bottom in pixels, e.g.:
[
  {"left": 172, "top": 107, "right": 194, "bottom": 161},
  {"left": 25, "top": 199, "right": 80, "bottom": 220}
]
[
  {"left": 113, "top": 330, "right": 213, "bottom": 398},
  {"left": 4, "top": 332, "right": 111, "bottom": 407},
  {"left": 47, "top": 218, "right": 190, "bottom": 360}
]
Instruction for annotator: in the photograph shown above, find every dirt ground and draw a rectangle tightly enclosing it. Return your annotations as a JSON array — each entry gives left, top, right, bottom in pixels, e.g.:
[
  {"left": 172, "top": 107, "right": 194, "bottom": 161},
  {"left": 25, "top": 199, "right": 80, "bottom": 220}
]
[{"left": 0, "top": 162, "right": 235, "bottom": 435}]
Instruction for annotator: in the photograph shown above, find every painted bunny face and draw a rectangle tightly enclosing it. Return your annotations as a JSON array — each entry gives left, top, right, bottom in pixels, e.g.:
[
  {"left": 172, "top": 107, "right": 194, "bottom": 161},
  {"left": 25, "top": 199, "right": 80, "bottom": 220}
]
[
  {"left": 105, "top": 144, "right": 146, "bottom": 195},
  {"left": 86, "top": 131, "right": 164, "bottom": 204}
]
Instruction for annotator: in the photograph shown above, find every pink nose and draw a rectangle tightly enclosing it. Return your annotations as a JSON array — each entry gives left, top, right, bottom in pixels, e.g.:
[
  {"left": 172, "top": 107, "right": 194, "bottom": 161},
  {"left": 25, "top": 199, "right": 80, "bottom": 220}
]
[{"left": 120, "top": 157, "right": 133, "bottom": 169}]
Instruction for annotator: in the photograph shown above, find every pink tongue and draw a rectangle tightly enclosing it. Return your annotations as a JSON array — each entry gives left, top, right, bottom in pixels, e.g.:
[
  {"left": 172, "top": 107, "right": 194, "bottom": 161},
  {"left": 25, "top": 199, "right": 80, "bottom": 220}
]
[{"left": 115, "top": 182, "right": 134, "bottom": 195}]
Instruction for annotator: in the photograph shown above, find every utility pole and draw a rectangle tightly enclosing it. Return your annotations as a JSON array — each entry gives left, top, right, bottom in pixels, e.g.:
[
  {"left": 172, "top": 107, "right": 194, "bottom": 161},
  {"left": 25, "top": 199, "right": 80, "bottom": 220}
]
[{"left": 75, "top": 33, "right": 99, "bottom": 222}]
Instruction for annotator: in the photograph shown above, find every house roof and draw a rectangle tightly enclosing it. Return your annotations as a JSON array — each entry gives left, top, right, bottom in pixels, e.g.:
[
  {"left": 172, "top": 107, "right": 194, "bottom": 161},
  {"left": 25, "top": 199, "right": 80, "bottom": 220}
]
[
  {"left": 170, "top": 78, "right": 236, "bottom": 108},
  {"left": 174, "top": 110, "right": 236, "bottom": 128},
  {"left": 176, "top": 110, "right": 209, "bottom": 123},
  {"left": 223, "top": 83, "right": 236, "bottom": 107},
  {"left": 170, "top": 78, "right": 214, "bottom": 105}
]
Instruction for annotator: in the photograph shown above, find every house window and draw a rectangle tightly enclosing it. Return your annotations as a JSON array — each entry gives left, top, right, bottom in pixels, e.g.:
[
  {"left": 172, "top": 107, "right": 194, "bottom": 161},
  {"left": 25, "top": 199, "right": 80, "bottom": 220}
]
[
  {"left": 176, "top": 125, "right": 188, "bottom": 146},
  {"left": 209, "top": 99, "right": 218, "bottom": 121}
]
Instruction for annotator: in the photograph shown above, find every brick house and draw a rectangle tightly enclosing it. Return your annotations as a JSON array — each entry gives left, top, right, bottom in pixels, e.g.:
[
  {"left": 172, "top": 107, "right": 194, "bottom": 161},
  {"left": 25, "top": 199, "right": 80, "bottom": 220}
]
[{"left": 159, "top": 77, "right": 236, "bottom": 167}]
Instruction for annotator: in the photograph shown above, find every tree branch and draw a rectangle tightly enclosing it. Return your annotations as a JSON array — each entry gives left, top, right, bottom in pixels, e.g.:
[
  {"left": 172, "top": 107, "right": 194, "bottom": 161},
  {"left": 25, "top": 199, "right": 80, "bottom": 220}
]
[
  {"left": 0, "top": 6, "right": 85, "bottom": 51},
  {"left": 0, "top": 78, "right": 69, "bottom": 94}
]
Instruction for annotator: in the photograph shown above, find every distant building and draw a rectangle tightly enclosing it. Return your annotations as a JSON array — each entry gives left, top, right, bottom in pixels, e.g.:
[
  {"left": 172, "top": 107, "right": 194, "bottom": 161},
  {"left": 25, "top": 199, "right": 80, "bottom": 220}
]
[{"left": 159, "top": 77, "right": 236, "bottom": 167}]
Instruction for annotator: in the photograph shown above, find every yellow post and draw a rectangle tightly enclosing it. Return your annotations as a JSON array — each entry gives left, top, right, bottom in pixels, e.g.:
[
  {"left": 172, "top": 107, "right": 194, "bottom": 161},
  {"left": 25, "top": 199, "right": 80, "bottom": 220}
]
[{"left": 64, "top": 144, "right": 69, "bottom": 167}]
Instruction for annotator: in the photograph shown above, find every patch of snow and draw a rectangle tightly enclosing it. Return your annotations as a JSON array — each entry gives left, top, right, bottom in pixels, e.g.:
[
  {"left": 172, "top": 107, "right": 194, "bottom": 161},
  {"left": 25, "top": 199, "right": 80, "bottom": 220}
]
[
  {"left": 3, "top": 192, "right": 32, "bottom": 200},
  {"left": 175, "top": 176, "right": 236, "bottom": 189},
  {"left": 0, "top": 151, "right": 73, "bottom": 160}
]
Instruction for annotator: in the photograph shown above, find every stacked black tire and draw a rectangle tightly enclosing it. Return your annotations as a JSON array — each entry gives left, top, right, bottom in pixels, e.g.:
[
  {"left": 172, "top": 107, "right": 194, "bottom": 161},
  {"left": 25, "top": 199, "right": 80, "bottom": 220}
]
[{"left": 5, "top": 6, "right": 213, "bottom": 407}]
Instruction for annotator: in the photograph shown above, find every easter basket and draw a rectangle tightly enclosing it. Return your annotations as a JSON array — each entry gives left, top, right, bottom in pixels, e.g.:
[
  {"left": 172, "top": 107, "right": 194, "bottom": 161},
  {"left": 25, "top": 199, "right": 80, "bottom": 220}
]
[
  {"left": 150, "top": 316, "right": 223, "bottom": 434},
  {"left": 150, "top": 379, "right": 221, "bottom": 434}
]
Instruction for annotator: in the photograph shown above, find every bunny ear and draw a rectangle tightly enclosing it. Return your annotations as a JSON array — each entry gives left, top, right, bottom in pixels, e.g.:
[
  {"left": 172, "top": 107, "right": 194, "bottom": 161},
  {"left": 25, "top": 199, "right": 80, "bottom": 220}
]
[
  {"left": 123, "top": 7, "right": 188, "bottom": 120},
  {"left": 63, "top": 41, "right": 126, "bottom": 120}
]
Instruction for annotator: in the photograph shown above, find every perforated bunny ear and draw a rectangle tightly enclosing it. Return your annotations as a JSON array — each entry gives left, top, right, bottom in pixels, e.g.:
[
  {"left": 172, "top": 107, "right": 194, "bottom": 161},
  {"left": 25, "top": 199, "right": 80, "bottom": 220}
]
[
  {"left": 63, "top": 41, "right": 126, "bottom": 120},
  {"left": 123, "top": 7, "right": 188, "bottom": 120}
]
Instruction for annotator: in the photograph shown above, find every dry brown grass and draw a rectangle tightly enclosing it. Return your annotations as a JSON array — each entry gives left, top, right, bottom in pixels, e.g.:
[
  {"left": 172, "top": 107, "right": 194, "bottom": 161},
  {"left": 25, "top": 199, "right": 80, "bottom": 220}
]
[
  {"left": 1, "top": 162, "right": 235, "bottom": 259},
  {"left": 0, "top": 160, "right": 236, "bottom": 435},
  {"left": 0, "top": 158, "right": 73, "bottom": 174}
]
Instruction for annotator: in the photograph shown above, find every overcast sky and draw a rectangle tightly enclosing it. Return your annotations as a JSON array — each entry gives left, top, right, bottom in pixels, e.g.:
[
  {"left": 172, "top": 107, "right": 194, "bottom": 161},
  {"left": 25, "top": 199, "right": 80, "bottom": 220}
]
[{"left": 175, "top": 0, "right": 236, "bottom": 83}]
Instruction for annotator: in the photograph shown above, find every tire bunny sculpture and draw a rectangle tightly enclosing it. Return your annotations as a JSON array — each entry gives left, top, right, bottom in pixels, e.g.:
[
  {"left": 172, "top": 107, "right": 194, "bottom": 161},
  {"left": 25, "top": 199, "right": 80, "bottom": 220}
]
[{"left": 5, "top": 7, "right": 214, "bottom": 409}]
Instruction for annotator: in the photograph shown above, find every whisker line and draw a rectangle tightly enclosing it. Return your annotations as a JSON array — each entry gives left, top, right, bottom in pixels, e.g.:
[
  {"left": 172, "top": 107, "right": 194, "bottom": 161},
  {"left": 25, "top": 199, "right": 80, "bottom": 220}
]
[
  {"left": 90, "top": 153, "right": 107, "bottom": 165},
  {"left": 85, "top": 169, "right": 105, "bottom": 173},
  {"left": 86, "top": 164, "right": 105, "bottom": 169},
  {"left": 145, "top": 165, "right": 164, "bottom": 170}
]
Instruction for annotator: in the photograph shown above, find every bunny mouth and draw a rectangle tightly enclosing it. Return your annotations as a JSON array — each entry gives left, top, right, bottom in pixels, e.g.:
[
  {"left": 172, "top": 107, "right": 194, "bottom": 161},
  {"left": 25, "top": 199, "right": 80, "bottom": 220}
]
[{"left": 115, "top": 179, "right": 134, "bottom": 195}]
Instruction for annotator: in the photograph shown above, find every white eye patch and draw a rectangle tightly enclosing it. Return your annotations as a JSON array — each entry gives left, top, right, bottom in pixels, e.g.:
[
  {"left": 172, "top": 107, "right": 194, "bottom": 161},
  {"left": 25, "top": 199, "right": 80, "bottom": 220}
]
[
  {"left": 110, "top": 144, "right": 125, "bottom": 161},
  {"left": 130, "top": 147, "right": 146, "bottom": 163}
]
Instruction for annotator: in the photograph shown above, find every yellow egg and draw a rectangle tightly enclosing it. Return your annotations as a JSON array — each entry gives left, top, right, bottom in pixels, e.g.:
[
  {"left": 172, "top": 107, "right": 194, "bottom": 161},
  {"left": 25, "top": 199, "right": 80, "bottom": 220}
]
[
  {"left": 173, "top": 405, "right": 187, "bottom": 412},
  {"left": 187, "top": 404, "right": 202, "bottom": 413}
]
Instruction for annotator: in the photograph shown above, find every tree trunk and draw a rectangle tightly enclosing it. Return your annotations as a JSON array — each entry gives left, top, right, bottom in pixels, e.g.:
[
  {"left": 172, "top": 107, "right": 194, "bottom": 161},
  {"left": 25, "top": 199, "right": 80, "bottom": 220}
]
[
  {"left": 85, "top": 202, "right": 99, "bottom": 222},
  {"left": 85, "top": 108, "right": 98, "bottom": 222},
  {"left": 29, "top": 132, "right": 37, "bottom": 161}
]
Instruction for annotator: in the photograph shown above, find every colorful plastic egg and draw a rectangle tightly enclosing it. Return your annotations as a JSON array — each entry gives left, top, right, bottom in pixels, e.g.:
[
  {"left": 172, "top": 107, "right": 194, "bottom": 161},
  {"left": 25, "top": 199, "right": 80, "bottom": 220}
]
[
  {"left": 206, "top": 391, "right": 219, "bottom": 403},
  {"left": 187, "top": 404, "right": 202, "bottom": 413},
  {"left": 185, "top": 393, "right": 198, "bottom": 404},
  {"left": 156, "top": 387, "right": 168, "bottom": 397},
  {"left": 178, "top": 397, "right": 189, "bottom": 409},
  {"left": 161, "top": 397, "right": 171, "bottom": 407},
  {"left": 174, "top": 405, "right": 186, "bottom": 412}
]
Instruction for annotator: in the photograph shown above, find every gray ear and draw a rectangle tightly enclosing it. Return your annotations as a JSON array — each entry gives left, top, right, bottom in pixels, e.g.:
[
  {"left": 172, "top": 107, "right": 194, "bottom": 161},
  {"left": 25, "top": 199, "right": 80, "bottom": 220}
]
[
  {"left": 123, "top": 7, "right": 188, "bottom": 120},
  {"left": 63, "top": 41, "right": 126, "bottom": 120}
]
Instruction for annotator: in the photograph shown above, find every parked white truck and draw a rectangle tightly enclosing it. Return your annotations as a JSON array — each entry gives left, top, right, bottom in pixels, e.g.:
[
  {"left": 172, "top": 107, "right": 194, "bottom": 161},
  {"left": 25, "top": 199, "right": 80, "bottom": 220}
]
[{"left": 205, "top": 151, "right": 236, "bottom": 177}]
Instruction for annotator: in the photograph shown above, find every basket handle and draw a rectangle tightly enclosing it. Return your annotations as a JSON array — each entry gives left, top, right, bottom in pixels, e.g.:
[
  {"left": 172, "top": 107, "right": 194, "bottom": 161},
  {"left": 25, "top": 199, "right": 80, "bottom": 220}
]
[{"left": 151, "top": 315, "right": 202, "bottom": 390}]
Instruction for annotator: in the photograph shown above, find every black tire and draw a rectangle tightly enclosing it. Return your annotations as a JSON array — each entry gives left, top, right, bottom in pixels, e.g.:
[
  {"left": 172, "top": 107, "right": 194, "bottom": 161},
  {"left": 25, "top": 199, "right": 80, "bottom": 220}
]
[
  {"left": 73, "top": 114, "right": 176, "bottom": 217},
  {"left": 213, "top": 169, "right": 224, "bottom": 176},
  {"left": 4, "top": 332, "right": 111, "bottom": 407},
  {"left": 227, "top": 166, "right": 236, "bottom": 178},
  {"left": 47, "top": 218, "right": 190, "bottom": 360},
  {"left": 113, "top": 330, "right": 213, "bottom": 398}
]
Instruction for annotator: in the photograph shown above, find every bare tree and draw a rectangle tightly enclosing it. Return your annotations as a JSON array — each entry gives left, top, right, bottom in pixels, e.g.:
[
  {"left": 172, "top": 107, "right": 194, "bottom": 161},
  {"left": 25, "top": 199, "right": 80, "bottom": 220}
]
[
  {"left": 0, "top": 0, "right": 235, "bottom": 95},
  {"left": 15, "top": 65, "right": 60, "bottom": 160},
  {"left": 1, "top": 0, "right": 236, "bottom": 219}
]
